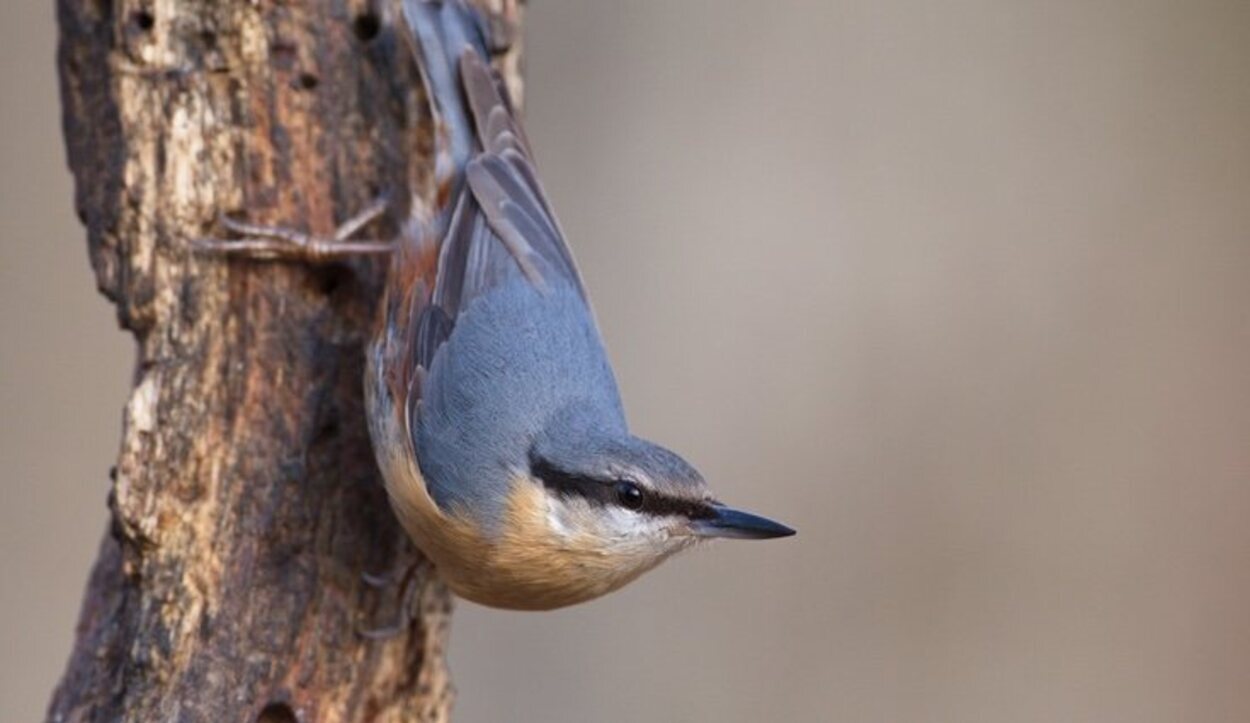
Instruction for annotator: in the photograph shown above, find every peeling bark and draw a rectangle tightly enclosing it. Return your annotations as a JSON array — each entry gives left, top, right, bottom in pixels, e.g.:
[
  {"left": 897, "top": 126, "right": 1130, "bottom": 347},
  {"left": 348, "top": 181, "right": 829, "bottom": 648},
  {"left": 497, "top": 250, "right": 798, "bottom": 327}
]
[{"left": 49, "top": 2, "right": 522, "bottom": 721}]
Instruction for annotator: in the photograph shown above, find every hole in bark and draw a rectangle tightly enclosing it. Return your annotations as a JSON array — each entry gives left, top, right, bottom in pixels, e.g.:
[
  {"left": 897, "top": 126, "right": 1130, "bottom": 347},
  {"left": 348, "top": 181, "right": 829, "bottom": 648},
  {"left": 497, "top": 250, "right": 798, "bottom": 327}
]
[
  {"left": 353, "top": 12, "right": 381, "bottom": 42},
  {"left": 311, "top": 264, "right": 351, "bottom": 297},
  {"left": 297, "top": 72, "right": 319, "bottom": 91},
  {"left": 131, "top": 9, "right": 154, "bottom": 32},
  {"left": 257, "top": 703, "right": 298, "bottom": 723},
  {"left": 313, "top": 418, "right": 340, "bottom": 444},
  {"left": 89, "top": 0, "right": 112, "bottom": 21},
  {"left": 270, "top": 40, "right": 297, "bottom": 58}
]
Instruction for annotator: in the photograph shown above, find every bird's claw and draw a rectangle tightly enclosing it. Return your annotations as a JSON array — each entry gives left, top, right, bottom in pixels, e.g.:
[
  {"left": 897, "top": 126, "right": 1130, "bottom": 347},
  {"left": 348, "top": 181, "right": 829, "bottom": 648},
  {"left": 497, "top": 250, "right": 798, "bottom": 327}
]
[
  {"left": 192, "top": 196, "right": 394, "bottom": 262},
  {"left": 357, "top": 561, "right": 423, "bottom": 640}
]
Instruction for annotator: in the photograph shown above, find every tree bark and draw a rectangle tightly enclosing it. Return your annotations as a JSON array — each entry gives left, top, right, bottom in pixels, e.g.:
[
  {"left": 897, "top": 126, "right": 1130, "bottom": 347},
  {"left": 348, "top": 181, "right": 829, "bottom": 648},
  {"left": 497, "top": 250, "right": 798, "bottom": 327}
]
[{"left": 49, "top": 1, "right": 521, "bottom": 721}]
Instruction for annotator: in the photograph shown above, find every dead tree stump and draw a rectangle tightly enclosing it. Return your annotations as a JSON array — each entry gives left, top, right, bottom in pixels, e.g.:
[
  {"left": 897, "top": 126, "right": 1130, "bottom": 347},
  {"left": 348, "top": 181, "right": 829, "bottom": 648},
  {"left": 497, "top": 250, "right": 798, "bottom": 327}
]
[{"left": 49, "top": 2, "right": 521, "bottom": 721}]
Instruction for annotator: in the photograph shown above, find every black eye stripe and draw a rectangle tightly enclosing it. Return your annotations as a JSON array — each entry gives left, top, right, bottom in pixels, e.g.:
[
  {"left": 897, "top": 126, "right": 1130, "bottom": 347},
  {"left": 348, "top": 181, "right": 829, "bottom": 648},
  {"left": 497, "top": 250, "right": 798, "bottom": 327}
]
[
  {"left": 530, "top": 458, "right": 616, "bottom": 506},
  {"left": 639, "top": 494, "right": 716, "bottom": 520},
  {"left": 530, "top": 457, "right": 714, "bottom": 519}
]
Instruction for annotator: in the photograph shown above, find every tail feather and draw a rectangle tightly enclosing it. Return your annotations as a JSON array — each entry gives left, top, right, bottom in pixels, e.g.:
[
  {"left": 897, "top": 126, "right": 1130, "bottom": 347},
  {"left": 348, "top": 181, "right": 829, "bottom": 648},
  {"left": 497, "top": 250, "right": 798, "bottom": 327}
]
[{"left": 399, "top": 0, "right": 491, "bottom": 226}]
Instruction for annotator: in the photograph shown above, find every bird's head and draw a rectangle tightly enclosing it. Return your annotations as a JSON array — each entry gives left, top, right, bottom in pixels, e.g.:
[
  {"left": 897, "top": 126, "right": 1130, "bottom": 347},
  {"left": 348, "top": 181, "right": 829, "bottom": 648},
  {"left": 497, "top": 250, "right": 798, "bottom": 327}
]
[{"left": 497, "top": 406, "right": 794, "bottom": 604}]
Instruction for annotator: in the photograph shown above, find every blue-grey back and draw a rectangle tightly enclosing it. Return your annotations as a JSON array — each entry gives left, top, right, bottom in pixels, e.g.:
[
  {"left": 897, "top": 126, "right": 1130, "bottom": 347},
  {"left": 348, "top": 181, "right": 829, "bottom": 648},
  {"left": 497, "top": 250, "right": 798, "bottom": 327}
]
[
  {"left": 401, "top": 1, "right": 623, "bottom": 532},
  {"left": 415, "top": 273, "right": 625, "bottom": 529}
]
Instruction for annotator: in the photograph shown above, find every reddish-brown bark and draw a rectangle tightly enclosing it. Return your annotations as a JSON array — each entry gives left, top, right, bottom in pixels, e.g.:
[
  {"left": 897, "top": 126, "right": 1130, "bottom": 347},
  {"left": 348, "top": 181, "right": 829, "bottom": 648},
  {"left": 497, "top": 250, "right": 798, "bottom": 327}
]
[{"left": 49, "top": 2, "right": 521, "bottom": 720}]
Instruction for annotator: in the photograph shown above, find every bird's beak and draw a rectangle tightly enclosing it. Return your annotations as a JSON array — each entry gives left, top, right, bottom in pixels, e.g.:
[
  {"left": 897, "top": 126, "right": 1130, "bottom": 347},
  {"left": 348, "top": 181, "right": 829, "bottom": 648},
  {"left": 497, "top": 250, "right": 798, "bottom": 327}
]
[{"left": 691, "top": 504, "right": 796, "bottom": 540}]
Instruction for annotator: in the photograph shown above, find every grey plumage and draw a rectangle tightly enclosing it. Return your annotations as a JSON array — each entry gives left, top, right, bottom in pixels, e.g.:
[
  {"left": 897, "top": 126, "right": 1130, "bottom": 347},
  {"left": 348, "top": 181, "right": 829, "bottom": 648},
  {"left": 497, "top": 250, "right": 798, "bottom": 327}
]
[
  {"left": 418, "top": 277, "right": 628, "bottom": 527},
  {"left": 396, "top": 0, "right": 709, "bottom": 533},
  {"left": 193, "top": 0, "right": 790, "bottom": 612}
]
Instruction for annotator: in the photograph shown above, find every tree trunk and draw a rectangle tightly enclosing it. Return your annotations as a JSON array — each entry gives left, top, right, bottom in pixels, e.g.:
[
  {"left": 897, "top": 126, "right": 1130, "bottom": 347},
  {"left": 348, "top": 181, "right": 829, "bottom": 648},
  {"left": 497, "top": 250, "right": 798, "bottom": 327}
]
[{"left": 49, "top": 1, "right": 521, "bottom": 721}]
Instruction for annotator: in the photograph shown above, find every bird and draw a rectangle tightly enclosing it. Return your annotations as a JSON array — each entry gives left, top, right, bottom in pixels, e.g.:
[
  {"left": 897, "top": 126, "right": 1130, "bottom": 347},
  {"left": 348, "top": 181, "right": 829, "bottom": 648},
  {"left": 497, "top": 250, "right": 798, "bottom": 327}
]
[{"left": 197, "top": 0, "right": 794, "bottom": 611}]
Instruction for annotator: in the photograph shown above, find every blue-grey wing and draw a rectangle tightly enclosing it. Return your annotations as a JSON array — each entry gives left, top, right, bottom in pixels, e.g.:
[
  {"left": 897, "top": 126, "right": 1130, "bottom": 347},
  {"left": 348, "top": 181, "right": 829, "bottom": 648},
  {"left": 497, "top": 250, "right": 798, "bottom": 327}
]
[
  {"left": 400, "top": 2, "right": 610, "bottom": 517},
  {"left": 408, "top": 39, "right": 591, "bottom": 375},
  {"left": 459, "top": 51, "right": 589, "bottom": 303},
  {"left": 423, "top": 48, "right": 590, "bottom": 350}
]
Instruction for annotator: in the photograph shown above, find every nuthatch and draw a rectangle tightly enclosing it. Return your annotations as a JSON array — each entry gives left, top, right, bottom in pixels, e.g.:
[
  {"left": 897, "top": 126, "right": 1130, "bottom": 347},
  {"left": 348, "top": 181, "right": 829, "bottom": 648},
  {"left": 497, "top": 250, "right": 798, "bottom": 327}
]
[{"left": 198, "top": 0, "right": 793, "bottom": 611}]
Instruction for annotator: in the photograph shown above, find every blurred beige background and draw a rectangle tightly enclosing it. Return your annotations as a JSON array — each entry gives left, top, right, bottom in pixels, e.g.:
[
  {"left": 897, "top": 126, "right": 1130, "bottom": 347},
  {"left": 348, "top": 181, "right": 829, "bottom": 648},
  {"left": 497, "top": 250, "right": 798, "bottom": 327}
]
[{"left": 4, "top": 0, "right": 1250, "bottom": 721}]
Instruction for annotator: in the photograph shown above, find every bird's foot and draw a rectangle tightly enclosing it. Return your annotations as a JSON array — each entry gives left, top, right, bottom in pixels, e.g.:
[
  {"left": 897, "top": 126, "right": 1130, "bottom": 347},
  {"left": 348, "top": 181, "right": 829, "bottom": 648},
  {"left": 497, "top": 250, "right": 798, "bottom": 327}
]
[
  {"left": 357, "top": 560, "right": 422, "bottom": 640},
  {"left": 192, "top": 196, "right": 393, "bottom": 262}
]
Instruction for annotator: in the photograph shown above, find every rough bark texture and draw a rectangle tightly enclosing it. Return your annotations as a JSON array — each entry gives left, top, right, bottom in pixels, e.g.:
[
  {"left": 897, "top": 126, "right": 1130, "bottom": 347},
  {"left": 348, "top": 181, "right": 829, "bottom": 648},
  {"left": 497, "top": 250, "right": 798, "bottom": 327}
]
[{"left": 49, "top": 1, "right": 521, "bottom": 721}]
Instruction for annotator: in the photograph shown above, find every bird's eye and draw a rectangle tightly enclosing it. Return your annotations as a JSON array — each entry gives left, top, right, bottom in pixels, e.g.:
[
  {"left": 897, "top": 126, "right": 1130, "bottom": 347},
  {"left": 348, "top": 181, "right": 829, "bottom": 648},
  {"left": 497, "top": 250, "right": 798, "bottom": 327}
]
[{"left": 615, "top": 481, "right": 645, "bottom": 511}]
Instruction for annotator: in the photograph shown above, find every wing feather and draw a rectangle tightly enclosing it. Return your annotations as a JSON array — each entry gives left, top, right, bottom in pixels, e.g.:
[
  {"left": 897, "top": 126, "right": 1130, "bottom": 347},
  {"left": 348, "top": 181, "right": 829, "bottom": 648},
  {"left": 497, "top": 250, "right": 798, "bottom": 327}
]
[
  {"left": 396, "top": 1, "right": 596, "bottom": 439},
  {"left": 457, "top": 51, "right": 590, "bottom": 302}
]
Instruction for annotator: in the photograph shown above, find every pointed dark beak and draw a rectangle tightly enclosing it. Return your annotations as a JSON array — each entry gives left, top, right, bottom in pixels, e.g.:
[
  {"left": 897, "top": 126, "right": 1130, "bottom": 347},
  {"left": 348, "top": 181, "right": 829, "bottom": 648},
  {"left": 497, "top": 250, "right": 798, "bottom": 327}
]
[{"left": 691, "top": 504, "right": 796, "bottom": 540}]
